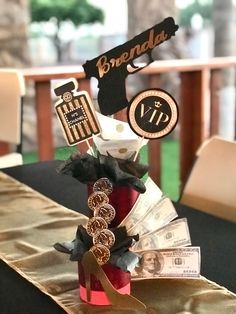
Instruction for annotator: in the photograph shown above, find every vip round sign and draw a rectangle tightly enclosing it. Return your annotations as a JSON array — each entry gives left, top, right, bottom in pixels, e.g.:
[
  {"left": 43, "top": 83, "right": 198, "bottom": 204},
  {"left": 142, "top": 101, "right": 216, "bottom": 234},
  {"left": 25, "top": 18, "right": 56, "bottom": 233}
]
[{"left": 128, "top": 89, "right": 178, "bottom": 139}]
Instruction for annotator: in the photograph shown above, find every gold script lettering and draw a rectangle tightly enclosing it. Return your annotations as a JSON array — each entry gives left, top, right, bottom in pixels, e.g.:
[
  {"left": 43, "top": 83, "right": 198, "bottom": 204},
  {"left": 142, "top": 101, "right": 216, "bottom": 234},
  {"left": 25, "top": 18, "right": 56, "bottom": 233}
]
[
  {"left": 120, "top": 51, "right": 130, "bottom": 63},
  {"left": 96, "top": 28, "right": 169, "bottom": 78},
  {"left": 96, "top": 56, "right": 110, "bottom": 78},
  {"left": 129, "top": 44, "right": 142, "bottom": 60},
  {"left": 154, "top": 31, "right": 168, "bottom": 46}
]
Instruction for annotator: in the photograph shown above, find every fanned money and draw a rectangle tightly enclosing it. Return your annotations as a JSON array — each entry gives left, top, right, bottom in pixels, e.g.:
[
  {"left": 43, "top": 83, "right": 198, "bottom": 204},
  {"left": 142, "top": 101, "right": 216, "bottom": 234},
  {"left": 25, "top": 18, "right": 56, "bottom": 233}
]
[
  {"left": 127, "top": 196, "right": 178, "bottom": 235},
  {"left": 119, "top": 177, "right": 163, "bottom": 230},
  {"left": 131, "top": 247, "right": 201, "bottom": 280},
  {"left": 132, "top": 218, "right": 191, "bottom": 251},
  {"left": 117, "top": 176, "right": 198, "bottom": 282}
]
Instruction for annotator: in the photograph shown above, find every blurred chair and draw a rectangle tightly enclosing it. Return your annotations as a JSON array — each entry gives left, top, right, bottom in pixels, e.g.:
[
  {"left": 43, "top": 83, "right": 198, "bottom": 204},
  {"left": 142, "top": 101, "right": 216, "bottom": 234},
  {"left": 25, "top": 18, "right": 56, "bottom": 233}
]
[
  {"left": 0, "top": 69, "right": 25, "bottom": 168},
  {"left": 180, "top": 136, "right": 236, "bottom": 222}
]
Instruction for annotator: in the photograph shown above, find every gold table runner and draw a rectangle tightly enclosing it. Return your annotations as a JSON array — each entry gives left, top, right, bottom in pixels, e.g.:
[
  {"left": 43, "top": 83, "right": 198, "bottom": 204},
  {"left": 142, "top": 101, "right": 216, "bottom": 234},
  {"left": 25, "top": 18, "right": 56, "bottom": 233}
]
[{"left": 0, "top": 171, "right": 235, "bottom": 314}]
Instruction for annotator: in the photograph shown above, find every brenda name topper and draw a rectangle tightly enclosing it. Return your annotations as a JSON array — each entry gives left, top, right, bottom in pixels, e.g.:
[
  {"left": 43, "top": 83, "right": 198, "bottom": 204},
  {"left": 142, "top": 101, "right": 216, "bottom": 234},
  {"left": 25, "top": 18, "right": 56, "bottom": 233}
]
[
  {"left": 54, "top": 79, "right": 100, "bottom": 146},
  {"left": 128, "top": 89, "right": 179, "bottom": 139},
  {"left": 83, "top": 17, "right": 179, "bottom": 116}
]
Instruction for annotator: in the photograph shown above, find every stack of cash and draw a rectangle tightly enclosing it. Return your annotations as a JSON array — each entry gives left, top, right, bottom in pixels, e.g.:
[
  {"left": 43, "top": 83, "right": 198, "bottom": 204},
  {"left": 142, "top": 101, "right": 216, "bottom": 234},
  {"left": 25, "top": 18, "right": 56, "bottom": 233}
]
[{"left": 119, "top": 177, "right": 201, "bottom": 280}]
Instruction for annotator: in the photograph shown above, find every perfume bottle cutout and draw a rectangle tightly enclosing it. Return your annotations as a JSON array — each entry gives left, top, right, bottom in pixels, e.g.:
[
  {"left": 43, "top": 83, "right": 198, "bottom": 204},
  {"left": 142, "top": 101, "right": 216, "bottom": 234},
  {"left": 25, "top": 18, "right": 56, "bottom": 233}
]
[{"left": 54, "top": 79, "right": 100, "bottom": 146}]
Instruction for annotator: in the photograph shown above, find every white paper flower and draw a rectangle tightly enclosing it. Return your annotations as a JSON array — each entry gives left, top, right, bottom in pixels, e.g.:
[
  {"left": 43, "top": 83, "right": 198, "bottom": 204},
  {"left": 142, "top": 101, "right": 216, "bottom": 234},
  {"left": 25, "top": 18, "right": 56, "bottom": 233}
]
[{"left": 93, "top": 112, "right": 148, "bottom": 160}]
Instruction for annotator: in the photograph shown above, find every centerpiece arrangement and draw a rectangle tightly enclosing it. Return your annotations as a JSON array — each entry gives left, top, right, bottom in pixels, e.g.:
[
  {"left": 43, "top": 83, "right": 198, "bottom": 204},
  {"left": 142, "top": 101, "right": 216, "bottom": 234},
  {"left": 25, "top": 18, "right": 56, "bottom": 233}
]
[{"left": 53, "top": 16, "right": 201, "bottom": 310}]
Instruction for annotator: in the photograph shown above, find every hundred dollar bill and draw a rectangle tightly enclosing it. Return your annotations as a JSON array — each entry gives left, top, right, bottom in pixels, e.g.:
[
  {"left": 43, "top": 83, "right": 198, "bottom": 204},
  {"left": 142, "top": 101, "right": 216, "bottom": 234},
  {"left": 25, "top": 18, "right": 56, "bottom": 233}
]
[
  {"left": 128, "top": 196, "right": 178, "bottom": 235},
  {"left": 119, "top": 177, "right": 163, "bottom": 230},
  {"left": 131, "top": 247, "right": 201, "bottom": 280},
  {"left": 132, "top": 218, "right": 191, "bottom": 251}
]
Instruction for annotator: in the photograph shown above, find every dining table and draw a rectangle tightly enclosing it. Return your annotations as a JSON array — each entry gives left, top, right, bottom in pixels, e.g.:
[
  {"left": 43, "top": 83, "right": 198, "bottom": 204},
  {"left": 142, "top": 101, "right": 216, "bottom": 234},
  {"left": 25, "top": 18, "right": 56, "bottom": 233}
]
[{"left": 0, "top": 160, "right": 235, "bottom": 314}]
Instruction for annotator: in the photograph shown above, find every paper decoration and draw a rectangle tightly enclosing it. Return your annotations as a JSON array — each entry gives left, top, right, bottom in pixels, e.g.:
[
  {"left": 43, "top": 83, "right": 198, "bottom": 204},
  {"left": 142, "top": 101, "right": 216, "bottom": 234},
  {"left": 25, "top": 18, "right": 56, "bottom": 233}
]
[
  {"left": 87, "top": 191, "right": 109, "bottom": 211},
  {"left": 54, "top": 79, "right": 100, "bottom": 146},
  {"left": 128, "top": 89, "right": 179, "bottom": 139},
  {"left": 86, "top": 217, "right": 108, "bottom": 236},
  {"left": 58, "top": 152, "right": 147, "bottom": 193},
  {"left": 93, "top": 136, "right": 147, "bottom": 160},
  {"left": 86, "top": 178, "right": 117, "bottom": 266},
  {"left": 94, "top": 204, "right": 116, "bottom": 224},
  {"left": 95, "top": 112, "right": 138, "bottom": 140},
  {"left": 93, "top": 112, "right": 148, "bottom": 160},
  {"left": 83, "top": 17, "right": 179, "bottom": 115},
  {"left": 89, "top": 244, "right": 110, "bottom": 265},
  {"left": 93, "top": 229, "right": 116, "bottom": 248},
  {"left": 93, "top": 177, "right": 113, "bottom": 195}
]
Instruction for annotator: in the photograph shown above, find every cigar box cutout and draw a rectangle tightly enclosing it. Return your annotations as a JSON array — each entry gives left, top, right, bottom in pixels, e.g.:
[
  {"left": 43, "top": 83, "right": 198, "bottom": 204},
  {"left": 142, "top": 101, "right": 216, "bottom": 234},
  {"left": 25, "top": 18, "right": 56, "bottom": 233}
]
[{"left": 54, "top": 79, "right": 101, "bottom": 146}]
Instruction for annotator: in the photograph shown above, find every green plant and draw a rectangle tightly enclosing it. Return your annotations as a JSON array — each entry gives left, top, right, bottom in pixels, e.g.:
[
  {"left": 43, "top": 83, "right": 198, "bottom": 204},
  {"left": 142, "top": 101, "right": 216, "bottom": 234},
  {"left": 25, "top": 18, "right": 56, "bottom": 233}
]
[
  {"left": 30, "top": 0, "right": 104, "bottom": 61},
  {"left": 179, "top": 0, "right": 212, "bottom": 27}
]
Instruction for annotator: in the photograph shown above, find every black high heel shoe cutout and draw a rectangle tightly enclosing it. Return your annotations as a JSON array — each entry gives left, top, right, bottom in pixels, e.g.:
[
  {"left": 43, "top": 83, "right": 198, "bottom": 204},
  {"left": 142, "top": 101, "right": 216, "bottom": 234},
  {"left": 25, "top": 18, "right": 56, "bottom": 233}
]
[{"left": 81, "top": 250, "right": 147, "bottom": 310}]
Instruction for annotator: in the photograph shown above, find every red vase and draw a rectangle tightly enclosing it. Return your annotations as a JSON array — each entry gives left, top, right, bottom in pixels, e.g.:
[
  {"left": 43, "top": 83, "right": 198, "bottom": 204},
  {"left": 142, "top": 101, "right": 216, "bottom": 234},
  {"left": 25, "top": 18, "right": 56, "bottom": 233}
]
[
  {"left": 87, "top": 184, "right": 139, "bottom": 227},
  {"left": 79, "top": 184, "right": 139, "bottom": 305},
  {"left": 79, "top": 262, "right": 131, "bottom": 305}
]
